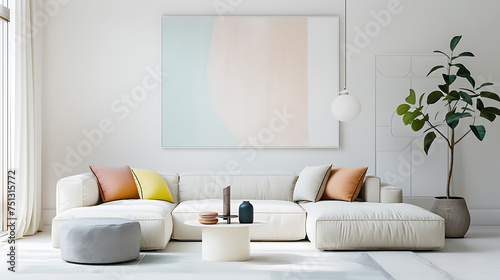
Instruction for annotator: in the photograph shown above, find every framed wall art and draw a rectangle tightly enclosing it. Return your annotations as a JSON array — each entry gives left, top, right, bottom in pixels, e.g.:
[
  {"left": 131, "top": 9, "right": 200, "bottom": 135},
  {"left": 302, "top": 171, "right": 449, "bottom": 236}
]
[{"left": 161, "top": 16, "right": 339, "bottom": 148}]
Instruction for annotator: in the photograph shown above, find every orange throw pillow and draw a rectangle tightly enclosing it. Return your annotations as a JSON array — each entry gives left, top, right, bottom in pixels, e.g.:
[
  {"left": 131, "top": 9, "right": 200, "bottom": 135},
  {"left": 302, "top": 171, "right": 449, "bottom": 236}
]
[
  {"left": 89, "top": 165, "right": 140, "bottom": 203},
  {"left": 321, "top": 166, "right": 368, "bottom": 202}
]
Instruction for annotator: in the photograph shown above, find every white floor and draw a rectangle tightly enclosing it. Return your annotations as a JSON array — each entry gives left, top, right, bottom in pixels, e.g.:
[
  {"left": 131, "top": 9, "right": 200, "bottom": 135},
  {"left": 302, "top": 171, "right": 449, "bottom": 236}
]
[{"left": 2, "top": 226, "right": 499, "bottom": 279}]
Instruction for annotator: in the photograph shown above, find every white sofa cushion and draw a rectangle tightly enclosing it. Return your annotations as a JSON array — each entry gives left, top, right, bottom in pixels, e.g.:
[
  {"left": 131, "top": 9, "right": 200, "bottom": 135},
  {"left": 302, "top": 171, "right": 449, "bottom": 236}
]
[
  {"left": 293, "top": 164, "right": 331, "bottom": 202},
  {"left": 172, "top": 199, "right": 306, "bottom": 241},
  {"left": 302, "top": 201, "right": 445, "bottom": 250},
  {"left": 178, "top": 171, "right": 297, "bottom": 202},
  {"left": 52, "top": 199, "right": 175, "bottom": 250}
]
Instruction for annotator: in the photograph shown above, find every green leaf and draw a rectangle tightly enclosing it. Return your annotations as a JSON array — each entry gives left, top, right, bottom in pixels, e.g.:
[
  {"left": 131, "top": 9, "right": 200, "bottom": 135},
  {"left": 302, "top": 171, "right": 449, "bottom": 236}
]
[
  {"left": 411, "top": 119, "right": 425, "bottom": 131},
  {"left": 476, "top": 82, "right": 494, "bottom": 90},
  {"left": 443, "top": 74, "right": 457, "bottom": 85},
  {"left": 477, "top": 99, "right": 485, "bottom": 111},
  {"left": 461, "top": 106, "right": 474, "bottom": 112},
  {"left": 446, "top": 112, "right": 472, "bottom": 129},
  {"left": 450, "top": 36, "right": 462, "bottom": 51},
  {"left": 457, "top": 65, "right": 471, "bottom": 78},
  {"left": 459, "top": 87, "right": 476, "bottom": 94},
  {"left": 397, "top": 104, "right": 411, "bottom": 115},
  {"left": 480, "top": 110, "right": 496, "bottom": 122},
  {"left": 483, "top": 107, "right": 500, "bottom": 116},
  {"left": 480, "top": 91, "right": 500, "bottom": 102},
  {"left": 458, "top": 91, "right": 473, "bottom": 105},
  {"left": 467, "top": 76, "right": 476, "bottom": 88},
  {"left": 433, "top": 50, "right": 451, "bottom": 59},
  {"left": 452, "top": 51, "right": 474, "bottom": 59},
  {"left": 424, "top": 132, "right": 437, "bottom": 155},
  {"left": 406, "top": 89, "right": 416, "bottom": 105},
  {"left": 446, "top": 112, "right": 472, "bottom": 123},
  {"left": 427, "top": 65, "right": 444, "bottom": 76},
  {"left": 427, "top": 91, "right": 444, "bottom": 104},
  {"left": 419, "top": 93, "right": 425, "bottom": 107},
  {"left": 470, "top": 125, "right": 486, "bottom": 141},
  {"left": 443, "top": 91, "right": 460, "bottom": 101},
  {"left": 438, "top": 84, "right": 449, "bottom": 93},
  {"left": 403, "top": 110, "right": 421, "bottom": 125}
]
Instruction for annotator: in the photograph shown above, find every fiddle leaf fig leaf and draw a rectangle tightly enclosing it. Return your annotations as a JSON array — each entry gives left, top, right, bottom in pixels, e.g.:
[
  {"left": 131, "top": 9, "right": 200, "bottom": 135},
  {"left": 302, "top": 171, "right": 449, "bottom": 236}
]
[
  {"left": 459, "top": 91, "right": 473, "bottom": 105},
  {"left": 397, "top": 104, "right": 411, "bottom": 115},
  {"left": 427, "top": 65, "right": 444, "bottom": 76},
  {"left": 433, "top": 50, "right": 451, "bottom": 59},
  {"left": 477, "top": 99, "right": 485, "bottom": 111},
  {"left": 484, "top": 107, "right": 500, "bottom": 116},
  {"left": 480, "top": 110, "right": 496, "bottom": 122},
  {"left": 419, "top": 93, "right": 425, "bottom": 107},
  {"left": 476, "top": 82, "right": 494, "bottom": 90},
  {"left": 443, "top": 90, "right": 460, "bottom": 101},
  {"left": 467, "top": 76, "right": 476, "bottom": 88},
  {"left": 424, "top": 132, "right": 437, "bottom": 155},
  {"left": 411, "top": 119, "right": 425, "bottom": 131},
  {"left": 438, "top": 84, "right": 449, "bottom": 93},
  {"left": 453, "top": 51, "right": 474, "bottom": 59},
  {"left": 450, "top": 35, "right": 462, "bottom": 51},
  {"left": 480, "top": 91, "right": 500, "bottom": 102},
  {"left": 470, "top": 125, "right": 486, "bottom": 141},
  {"left": 443, "top": 74, "right": 457, "bottom": 85},
  {"left": 446, "top": 112, "right": 471, "bottom": 129},
  {"left": 457, "top": 65, "right": 471, "bottom": 78},
  {"left": 406, "top": 89, "right": 416, "bottom": 105},
  {"left": 427, "top": 91, "right": 444, "bottom": 104}
]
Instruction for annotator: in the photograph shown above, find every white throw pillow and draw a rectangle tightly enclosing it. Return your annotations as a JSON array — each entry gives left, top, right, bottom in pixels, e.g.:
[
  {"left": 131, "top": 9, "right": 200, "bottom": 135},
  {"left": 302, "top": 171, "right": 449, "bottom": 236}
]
[{"left": 293, "top": 164, "right": 332, "bottom": 203}]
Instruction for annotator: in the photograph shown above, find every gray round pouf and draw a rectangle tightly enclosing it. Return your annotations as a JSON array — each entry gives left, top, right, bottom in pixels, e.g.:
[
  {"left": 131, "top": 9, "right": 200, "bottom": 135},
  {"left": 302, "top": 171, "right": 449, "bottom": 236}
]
[{"left": 60, "top": 218, "right": 141, "bottom": 264}]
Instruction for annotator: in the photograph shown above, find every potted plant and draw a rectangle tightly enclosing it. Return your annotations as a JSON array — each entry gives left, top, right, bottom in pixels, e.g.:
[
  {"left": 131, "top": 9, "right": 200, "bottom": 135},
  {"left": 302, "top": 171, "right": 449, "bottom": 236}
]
[{"left": 396, "top": 35, "right": 500, "bottom": 238}]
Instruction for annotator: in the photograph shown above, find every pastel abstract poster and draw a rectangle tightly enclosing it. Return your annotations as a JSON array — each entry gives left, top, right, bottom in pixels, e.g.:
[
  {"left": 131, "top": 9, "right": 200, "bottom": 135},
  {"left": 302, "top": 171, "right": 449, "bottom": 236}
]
[{"left": 161, "top": 16, "right": 339, "bottom": 147}]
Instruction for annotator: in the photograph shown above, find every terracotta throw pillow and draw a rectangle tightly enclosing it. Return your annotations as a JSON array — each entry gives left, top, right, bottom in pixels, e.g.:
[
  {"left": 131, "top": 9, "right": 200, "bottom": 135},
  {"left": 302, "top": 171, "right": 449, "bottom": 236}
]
[
  {"left": 321, "top": 166, "right": 368, "bottom": 202},
  {"left": 89, "top": 165, "right": 140, "bottom": 203}
]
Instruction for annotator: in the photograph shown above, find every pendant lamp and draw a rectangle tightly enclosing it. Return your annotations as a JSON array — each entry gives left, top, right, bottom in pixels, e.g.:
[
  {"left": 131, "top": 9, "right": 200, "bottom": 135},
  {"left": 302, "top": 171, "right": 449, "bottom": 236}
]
[{"left": 331, "top": 0, "right": 361, "bottom": 122}]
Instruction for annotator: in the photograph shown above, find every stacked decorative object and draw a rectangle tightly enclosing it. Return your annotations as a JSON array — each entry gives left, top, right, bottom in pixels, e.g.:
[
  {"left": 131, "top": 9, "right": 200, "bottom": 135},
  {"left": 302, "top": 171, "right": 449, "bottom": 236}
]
[{"left": 198, "top": 212, "right": 218, "bottom": 225}]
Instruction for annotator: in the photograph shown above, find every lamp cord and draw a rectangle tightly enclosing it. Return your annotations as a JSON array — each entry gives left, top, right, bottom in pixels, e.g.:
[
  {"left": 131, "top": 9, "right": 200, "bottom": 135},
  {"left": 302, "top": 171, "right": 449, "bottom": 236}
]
[{"left": 344, "top": 0, "right": 347, "bottom": 91}]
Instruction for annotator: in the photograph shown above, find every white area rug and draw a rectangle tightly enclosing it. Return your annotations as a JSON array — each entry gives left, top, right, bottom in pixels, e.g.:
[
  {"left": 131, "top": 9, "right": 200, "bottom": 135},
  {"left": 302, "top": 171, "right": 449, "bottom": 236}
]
[{"left": 0, "top": 234, "right": 455, "bottom": 280}]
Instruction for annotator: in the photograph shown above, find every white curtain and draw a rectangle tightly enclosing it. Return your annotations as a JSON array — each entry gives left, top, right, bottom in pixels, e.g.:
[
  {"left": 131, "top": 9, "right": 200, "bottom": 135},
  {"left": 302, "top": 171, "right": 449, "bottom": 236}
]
[{"left": 10, "top": 0, "right": 42, "bottom": 238}]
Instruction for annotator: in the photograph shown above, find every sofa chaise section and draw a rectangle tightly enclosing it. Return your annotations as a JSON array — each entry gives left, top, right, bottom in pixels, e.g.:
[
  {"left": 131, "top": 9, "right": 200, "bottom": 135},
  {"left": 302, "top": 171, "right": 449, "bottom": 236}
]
[
  {"left": 52, "top": 172, "right": 179, "bottom": 250},
  {"left": 301, "top": 201, "right": 445, "bottom": 250}
]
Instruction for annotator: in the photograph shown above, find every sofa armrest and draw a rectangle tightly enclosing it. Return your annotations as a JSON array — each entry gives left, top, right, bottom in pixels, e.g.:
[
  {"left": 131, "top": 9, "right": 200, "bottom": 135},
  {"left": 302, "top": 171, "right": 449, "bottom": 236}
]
[
  {"left": 360, "top": 175, "right": 381, "bottom": 202},
  {"left": 56, "top": 173, "right": 100, "bottom": 214}
]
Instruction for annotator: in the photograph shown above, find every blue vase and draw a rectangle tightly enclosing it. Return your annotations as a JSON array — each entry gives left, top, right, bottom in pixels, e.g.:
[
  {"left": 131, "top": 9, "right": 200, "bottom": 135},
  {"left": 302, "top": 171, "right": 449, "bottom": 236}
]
[{"left": 239, "top": 201, "right": 253, "bottom": 224}]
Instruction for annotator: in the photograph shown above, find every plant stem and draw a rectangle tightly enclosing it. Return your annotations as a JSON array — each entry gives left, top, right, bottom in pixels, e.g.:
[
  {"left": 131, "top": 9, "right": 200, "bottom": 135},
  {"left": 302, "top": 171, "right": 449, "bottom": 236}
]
[
  {"left": 455, "top": 129, "right": 472, "bottom": 145},
  {"left": 446, "top": 130, "right": 455, "bottom": 199},
  {"left": 426, "top": 120, "right": 451, "bottom": 148}
]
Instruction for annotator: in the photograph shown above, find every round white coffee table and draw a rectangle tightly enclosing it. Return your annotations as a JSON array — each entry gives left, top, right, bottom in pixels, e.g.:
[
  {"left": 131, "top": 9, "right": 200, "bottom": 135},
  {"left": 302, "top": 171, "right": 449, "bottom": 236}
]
[{"left": 184, "top": 220, "right": 266, "bottom": 262}]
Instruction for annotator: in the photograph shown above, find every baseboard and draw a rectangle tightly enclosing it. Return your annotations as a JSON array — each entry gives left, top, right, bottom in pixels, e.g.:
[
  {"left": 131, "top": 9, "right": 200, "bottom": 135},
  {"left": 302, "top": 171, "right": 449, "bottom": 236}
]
[{"left": 469, "top": 209, "right": 500, "bottom": 226}]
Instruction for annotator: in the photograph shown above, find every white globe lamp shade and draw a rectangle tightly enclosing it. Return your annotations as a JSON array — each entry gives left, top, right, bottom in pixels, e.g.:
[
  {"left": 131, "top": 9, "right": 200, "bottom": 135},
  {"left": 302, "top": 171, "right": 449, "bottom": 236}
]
[{"left": 331, "top": 90, "right": 361, "bottom": 122}]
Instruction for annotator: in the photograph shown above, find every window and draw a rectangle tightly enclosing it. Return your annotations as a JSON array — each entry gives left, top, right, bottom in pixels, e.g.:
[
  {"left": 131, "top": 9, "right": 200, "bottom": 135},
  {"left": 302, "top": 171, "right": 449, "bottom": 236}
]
[{"left": 0, "top": 0, "right": 10, "bottom": 233}]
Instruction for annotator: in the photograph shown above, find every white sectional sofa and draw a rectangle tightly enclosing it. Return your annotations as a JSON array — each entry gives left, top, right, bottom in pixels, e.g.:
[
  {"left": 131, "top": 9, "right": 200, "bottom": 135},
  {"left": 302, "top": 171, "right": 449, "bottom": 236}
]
[{"left": 52, "top": 171, "right": 445, "bottom": 251}]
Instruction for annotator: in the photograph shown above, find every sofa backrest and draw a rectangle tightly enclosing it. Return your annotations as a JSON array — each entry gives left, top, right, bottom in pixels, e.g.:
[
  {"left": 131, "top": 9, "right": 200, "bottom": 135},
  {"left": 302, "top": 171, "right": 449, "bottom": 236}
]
[
  {"left": 159, "top": 172, "right": 180, "bottom": 204},
  {"left": 178, "top": 171, "right": 298, "bottom": 202}
]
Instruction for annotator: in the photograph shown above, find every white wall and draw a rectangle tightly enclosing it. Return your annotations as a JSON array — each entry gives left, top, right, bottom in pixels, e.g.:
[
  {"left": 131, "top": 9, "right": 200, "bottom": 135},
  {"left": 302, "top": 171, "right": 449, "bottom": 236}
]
[{"left": 41, "top": 0, "right": 500, "bottom": 226}]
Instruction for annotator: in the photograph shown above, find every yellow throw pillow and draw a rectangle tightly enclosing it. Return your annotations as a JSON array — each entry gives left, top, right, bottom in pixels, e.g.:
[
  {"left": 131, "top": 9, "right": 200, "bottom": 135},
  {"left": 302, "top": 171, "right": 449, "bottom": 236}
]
[{"left": 130, "top": 169, "right": 174, "bottom": 203}]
